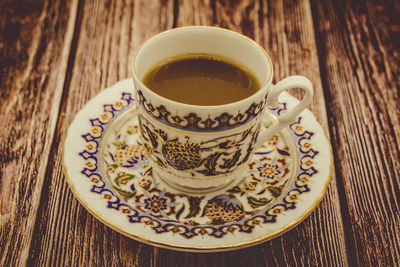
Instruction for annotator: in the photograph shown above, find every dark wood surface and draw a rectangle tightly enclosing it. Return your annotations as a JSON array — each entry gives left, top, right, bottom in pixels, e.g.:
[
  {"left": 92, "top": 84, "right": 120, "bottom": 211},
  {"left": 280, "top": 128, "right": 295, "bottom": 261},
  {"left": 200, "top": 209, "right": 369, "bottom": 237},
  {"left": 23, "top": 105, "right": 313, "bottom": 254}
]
[{"left": 1, "top": 0, "right": 399, "bottom": 266}]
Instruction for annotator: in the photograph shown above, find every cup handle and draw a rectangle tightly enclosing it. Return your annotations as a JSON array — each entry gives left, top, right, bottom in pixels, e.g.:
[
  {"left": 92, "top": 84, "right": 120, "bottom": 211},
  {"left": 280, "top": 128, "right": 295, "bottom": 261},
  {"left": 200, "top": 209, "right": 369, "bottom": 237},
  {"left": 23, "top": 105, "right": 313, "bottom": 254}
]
[{"left": 256, "top": 75, "right": 314, "bottom": 147}]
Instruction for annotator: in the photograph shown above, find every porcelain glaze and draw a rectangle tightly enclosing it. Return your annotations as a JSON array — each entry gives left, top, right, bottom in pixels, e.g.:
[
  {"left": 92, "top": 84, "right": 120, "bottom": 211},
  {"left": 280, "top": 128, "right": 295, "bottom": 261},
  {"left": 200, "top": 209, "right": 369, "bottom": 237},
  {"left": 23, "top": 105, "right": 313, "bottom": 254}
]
[
  {"left": 132, "top": 27, "right": 314, "bottom": 191},
  {"left": 63, "top": 79, "right": 332, "bottom": 252}
]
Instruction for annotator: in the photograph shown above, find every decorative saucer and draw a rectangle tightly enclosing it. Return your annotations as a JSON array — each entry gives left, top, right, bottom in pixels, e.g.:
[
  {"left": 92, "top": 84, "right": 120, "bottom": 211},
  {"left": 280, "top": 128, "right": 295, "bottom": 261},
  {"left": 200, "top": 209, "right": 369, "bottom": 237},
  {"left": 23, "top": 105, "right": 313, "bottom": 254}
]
[{"left": 63, "top": 79, "right": 332, "bottom": 252}]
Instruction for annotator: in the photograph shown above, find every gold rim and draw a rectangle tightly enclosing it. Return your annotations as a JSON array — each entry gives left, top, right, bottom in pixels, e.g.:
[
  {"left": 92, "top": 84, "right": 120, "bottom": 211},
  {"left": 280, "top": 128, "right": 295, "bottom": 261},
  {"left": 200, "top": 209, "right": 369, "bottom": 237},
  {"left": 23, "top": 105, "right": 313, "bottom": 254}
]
[{"left": 62, "top": 91, "right": 333, "bottom": 252}]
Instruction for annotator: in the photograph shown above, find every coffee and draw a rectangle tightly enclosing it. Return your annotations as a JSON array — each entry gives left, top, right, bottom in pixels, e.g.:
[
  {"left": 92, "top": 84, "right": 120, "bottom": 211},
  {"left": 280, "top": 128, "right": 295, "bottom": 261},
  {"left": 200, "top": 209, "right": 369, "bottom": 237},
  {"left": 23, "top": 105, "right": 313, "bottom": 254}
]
[{"left": 142, "top": 54, "right": 261, "bottom": 106}]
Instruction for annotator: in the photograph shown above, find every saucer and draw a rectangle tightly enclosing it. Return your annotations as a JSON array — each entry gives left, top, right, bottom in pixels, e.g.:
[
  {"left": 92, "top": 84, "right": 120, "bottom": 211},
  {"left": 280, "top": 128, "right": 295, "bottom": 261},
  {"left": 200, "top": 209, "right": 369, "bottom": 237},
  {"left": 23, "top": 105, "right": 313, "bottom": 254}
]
[{"left": 63, "top": 79, "right": 332, "bottom": 252}]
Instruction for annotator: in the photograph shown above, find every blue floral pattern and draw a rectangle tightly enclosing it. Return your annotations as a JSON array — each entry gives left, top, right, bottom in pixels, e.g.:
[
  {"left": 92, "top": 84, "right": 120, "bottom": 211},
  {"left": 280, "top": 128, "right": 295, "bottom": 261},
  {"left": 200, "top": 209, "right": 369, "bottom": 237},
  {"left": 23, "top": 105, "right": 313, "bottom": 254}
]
[{"left": 78, "top": 92, "right": 319, "bottom": 239}]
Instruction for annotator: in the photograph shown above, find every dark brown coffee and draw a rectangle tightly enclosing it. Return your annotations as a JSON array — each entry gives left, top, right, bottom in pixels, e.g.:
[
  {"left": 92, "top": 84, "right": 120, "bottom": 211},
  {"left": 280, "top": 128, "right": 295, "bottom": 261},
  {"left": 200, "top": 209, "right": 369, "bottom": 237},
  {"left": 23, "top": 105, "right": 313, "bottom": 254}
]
[{"left": 142, "top": 54, "right": 261, "bottom": 106}]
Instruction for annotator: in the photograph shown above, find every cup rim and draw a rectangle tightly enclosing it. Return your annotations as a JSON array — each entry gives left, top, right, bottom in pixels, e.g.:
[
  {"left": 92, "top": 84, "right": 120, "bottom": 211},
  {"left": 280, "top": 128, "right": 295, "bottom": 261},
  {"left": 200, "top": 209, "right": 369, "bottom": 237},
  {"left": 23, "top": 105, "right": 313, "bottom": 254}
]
[{"left": 131, "top": 26, "right": 274, "bottom": 110}]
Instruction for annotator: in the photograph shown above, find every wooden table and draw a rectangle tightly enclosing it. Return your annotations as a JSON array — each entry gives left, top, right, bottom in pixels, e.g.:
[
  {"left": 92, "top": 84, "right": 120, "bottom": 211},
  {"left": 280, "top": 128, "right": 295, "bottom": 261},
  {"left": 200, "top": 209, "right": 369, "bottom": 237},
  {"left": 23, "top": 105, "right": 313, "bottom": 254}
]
[{"left": 1, "top": 0, "right": 399, "bottom": 266}]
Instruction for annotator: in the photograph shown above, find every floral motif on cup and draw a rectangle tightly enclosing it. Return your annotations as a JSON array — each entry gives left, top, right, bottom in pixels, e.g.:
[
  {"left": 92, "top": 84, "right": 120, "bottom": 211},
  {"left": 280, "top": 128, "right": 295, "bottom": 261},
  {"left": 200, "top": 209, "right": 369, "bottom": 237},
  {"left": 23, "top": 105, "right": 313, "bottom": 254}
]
[
  {"left": 78, "top": 92, "right": 319, "bottom": 239},
  {"left": 139, "top": 115, "right": 259, "bottom": 176},
  {"left": 136, "top": 89, "right": 266, "bottom": 132}
]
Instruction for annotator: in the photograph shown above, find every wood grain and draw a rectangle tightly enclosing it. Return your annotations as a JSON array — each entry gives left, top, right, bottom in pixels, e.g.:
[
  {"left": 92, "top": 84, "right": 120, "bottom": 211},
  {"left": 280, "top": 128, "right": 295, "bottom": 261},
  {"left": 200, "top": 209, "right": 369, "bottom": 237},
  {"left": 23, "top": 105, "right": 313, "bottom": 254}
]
[
  {"left": 0, "top": 0, "right": 78, "bottom": 265},
  {"left": 214, "top": 0, "right": 348, "bottom": 266},
  {"left": 27, "top": 0, "right": 173, "bottom": 266},
  {"left": 1, "top": 0, "right": 399, "bottom": 265},
  {"left": 311, "top": 0, "right": 400, "bottom": 265}
]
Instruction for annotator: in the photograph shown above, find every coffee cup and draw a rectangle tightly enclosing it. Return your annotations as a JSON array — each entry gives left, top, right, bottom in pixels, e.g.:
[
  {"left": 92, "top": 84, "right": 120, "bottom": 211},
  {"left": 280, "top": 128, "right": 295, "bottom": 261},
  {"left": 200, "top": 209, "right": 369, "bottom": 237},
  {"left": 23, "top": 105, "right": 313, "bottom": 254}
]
[{"left": 132, "top": 26, "right": 313, "bottom": 192}]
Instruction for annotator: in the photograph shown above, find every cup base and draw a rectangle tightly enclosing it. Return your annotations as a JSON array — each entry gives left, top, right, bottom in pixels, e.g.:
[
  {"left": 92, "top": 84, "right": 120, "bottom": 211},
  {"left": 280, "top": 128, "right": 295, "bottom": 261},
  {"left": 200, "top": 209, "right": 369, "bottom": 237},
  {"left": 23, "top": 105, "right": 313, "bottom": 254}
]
[{"left": 152, "top": 165, "right": 249, "bottom": 194}]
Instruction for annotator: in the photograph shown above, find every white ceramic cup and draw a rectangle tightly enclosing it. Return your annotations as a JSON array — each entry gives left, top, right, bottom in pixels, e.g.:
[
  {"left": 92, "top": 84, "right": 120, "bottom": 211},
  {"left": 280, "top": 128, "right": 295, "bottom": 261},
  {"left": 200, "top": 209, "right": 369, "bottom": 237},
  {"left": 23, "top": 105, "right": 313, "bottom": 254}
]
[{"left": 132, "top": 26, "right": 313, "bottom": 192}]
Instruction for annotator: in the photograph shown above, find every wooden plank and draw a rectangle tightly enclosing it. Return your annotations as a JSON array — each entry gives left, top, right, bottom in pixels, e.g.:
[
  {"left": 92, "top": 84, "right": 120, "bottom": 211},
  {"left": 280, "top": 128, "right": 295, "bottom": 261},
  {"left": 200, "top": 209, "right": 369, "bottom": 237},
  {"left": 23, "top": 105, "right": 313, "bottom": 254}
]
[
  {"left": 27, "top": 0, "right": 174, "bottom": 266},
  {"left": 311, "top": 0, "right": 400, "bottom": 265},
  {"left": 0, "top": 0, "right": 78, "bottom": 266},
  {"left": 152, "top": 0, "right": 349, "bottom": 266},
  {"left": 21, "top": 0, "right": 364, "bottom": 265},
  {"left": 27, "top": 0, "right": 351, "bottom": 265},
  {"left": 176, "top": 0, "right": 214, "bottom": 26}
]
